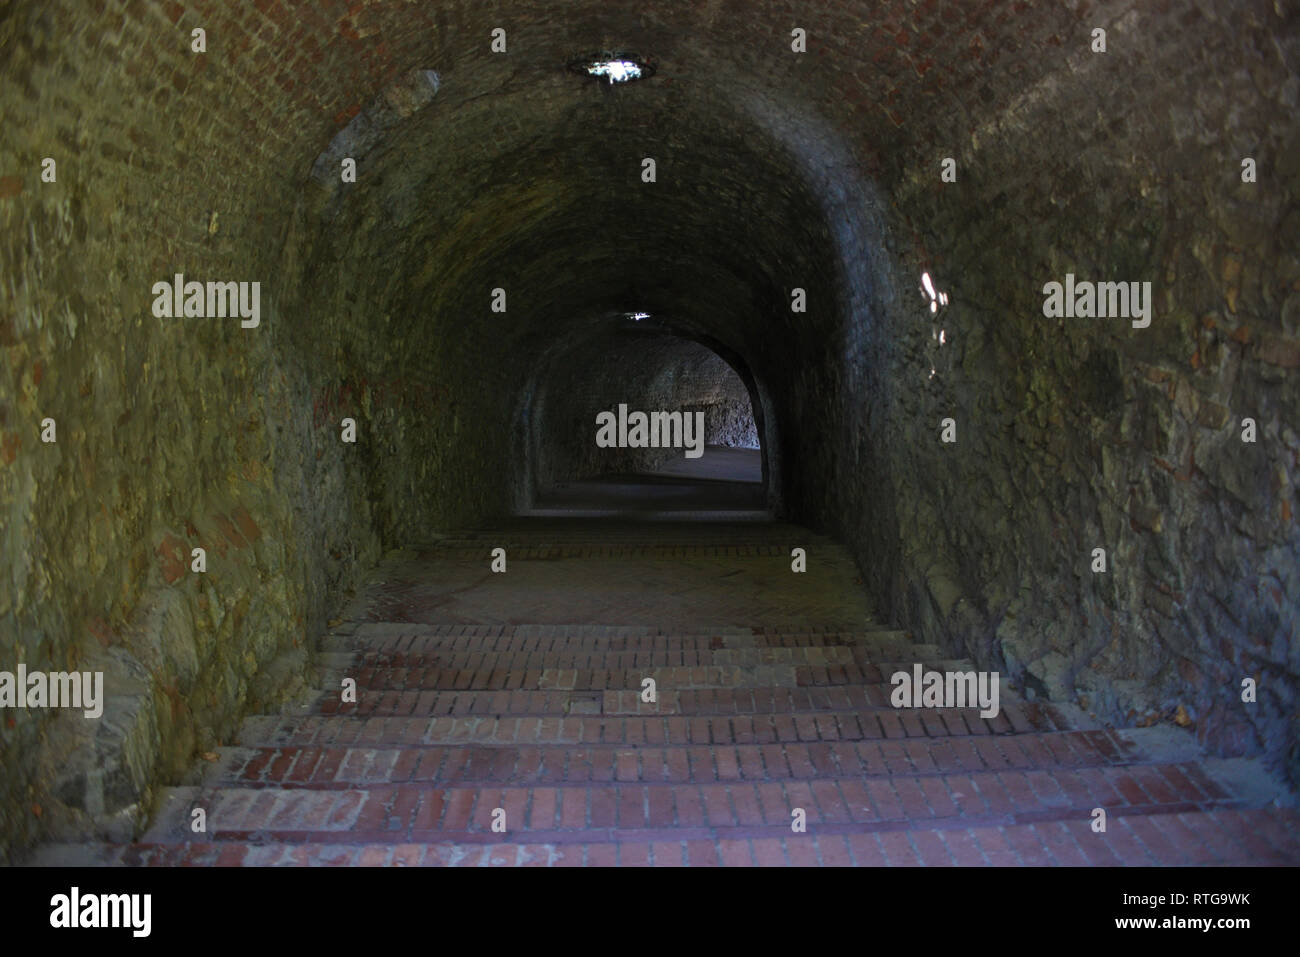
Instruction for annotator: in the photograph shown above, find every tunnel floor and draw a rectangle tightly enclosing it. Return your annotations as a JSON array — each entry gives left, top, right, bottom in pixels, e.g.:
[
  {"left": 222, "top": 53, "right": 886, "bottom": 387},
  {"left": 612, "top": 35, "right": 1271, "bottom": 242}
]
[
  {"left": 527, "top": 446, "right": 767, "bottom": 517},
  {"left": 37, "top": 519, "right": 1300, "bottom": 866}
]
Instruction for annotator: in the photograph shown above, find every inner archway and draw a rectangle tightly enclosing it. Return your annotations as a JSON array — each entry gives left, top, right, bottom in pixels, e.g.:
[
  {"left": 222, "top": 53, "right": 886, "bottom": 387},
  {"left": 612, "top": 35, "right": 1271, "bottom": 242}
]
[{"left": 515, "top": 320, "right": 774, "bottom": 516}]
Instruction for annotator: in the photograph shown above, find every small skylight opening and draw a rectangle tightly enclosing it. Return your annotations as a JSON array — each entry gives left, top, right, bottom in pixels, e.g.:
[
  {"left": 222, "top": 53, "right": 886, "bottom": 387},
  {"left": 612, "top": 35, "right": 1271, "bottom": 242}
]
[
  {"left": 591, "top": 59, "right": 641, "bottom": 82},
  {"left": 571, "top": 53, "right": 654, "bottom": 84}
]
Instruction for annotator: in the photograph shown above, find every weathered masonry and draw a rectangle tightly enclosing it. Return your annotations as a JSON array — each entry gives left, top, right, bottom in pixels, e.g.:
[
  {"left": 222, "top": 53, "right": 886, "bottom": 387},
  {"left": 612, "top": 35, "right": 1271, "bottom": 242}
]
[{"left": 1, "top": 0, "right": 1296, "bottom": 864}]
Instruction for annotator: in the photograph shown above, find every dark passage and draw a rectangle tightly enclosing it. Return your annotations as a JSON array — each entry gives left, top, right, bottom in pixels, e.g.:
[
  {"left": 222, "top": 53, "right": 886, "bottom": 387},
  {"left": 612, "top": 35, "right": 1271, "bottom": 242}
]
[
  {"left": 528, "top": 330, "right": 768, "bottom": 515},
  {"left": 1, "top": 1, "right": 1297, "bottom": 868},
  {"left": 520, "top": 324, "right": 771, "bottom": 516},
  {"left": 533, "top": 447, "right": 766, "bottom": 516}
]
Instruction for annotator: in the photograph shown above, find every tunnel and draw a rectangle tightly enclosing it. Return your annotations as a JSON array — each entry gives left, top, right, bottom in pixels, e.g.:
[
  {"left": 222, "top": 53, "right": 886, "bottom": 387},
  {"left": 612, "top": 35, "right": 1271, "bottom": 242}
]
[
  {"left": 519, "top": 322, "right": 771, "bottom": 515},
  {"left": 1, "top": 0, "right": 1298, "bottom": 872}
]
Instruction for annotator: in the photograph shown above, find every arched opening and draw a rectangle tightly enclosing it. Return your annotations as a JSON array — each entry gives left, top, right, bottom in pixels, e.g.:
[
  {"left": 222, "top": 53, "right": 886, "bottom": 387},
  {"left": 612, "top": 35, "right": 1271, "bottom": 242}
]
[{"left": 515, "top": 320, "right": 772, "bottom": 517}]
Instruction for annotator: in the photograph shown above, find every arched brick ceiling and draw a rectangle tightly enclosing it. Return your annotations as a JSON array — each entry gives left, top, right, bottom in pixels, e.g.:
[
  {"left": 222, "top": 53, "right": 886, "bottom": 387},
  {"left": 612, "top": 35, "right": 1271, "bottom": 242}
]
[
  {"left": 9, "top": 0, "right": 1269, "bottom": 376},
  {"left": 285, "top": 41, "right": 876, "bottom": 400},
  {"left": 195, "top": 0, "right": 1099, "bottom": 183}
]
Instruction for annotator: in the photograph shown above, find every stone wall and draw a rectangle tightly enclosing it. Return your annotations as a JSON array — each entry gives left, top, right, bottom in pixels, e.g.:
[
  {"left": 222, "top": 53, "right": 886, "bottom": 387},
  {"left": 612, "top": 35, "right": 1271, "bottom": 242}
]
[
  {"left": 794, "top": 1, "right": 1300, "bottom": 786},
  {"left": 0, "top": 4, "right": 386, "bottom": 861}
]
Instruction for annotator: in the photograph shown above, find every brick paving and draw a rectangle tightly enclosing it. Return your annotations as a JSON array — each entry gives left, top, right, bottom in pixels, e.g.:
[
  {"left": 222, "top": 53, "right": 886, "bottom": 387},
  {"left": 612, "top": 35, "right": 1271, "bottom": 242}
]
[{"left": 35, "top": 520, "right": 1300, "bottom": 866}]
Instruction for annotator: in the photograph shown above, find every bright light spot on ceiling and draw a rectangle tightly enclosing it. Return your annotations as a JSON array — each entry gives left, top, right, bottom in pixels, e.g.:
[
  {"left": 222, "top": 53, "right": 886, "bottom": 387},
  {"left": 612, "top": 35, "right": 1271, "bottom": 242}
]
[
  {"left": 627, "top": 312, "right": 650, "bottom": 321},
  {"left": 586, "top": 59, "right": 643, "bottom": 83},
  {"left": 571, "top": 52, "right": 654, "bottom": 84}
]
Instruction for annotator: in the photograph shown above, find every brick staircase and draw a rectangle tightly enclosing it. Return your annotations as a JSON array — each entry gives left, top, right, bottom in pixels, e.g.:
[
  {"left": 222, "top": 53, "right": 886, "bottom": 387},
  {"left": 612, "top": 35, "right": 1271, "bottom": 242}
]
[{"left": 35, "top": 521, "right": 1300, "bottom": 865}]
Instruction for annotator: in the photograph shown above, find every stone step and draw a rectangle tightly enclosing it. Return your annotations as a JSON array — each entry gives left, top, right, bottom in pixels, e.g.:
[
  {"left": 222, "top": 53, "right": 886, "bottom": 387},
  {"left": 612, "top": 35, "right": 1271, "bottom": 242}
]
[
  {"left": 35, "top": 804, "right": 1300, "bottom": 866},
  {"left": 280, "top": 682, "right": 1031, "bottom": 718},
  {"left": 203, "top": 729, "right": 1169, "bottom": 788},
  {"left": 29, "top": 513, "right": 1299, "bottom": 869},
  {"left": 413, "top": 527, "right": 835, "bottom": 547},
  {"left": 321, "top": 624, "right": 913, "bottom": 649},
  {"left": 426, "top": 526, "right": 813, "bottom": 538},
  {"left": 134, "top": 760, "right": 1248, "bottom": 843},
  {"left": 415, "top": 544, "right": 827, "bottom": 557},
  {"left": 323, "top": 646, "right": 898, "bottom": 670},
  {"left": 315, "top": 658, "right": 977, "bottom": 694},
  {"left": 320, "top": 634, "right": 933, "bottom": 661},
  {"left": 236, "top": 703, "right": 1074, "bottom": 749}
]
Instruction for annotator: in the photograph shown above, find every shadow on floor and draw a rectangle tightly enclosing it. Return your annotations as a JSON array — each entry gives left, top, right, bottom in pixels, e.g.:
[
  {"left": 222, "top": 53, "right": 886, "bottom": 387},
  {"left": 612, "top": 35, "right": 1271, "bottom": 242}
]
[{"left": 526, "top": 445, "right": 766, "bottom": 518}]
